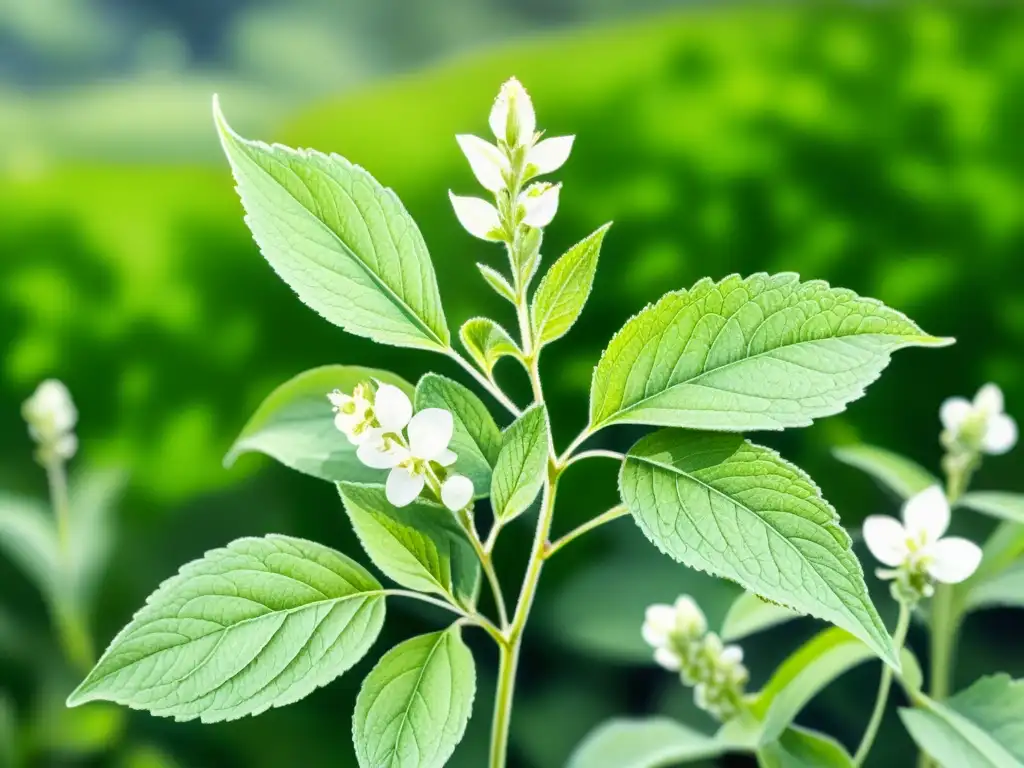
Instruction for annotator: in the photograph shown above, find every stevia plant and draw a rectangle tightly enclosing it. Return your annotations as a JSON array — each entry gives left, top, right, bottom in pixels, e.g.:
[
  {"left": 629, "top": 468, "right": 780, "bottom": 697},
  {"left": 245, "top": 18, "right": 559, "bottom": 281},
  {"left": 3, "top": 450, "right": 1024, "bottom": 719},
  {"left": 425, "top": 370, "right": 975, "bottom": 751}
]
[{"left": 65, "top": 78, "right": 966, "bottom": 767}]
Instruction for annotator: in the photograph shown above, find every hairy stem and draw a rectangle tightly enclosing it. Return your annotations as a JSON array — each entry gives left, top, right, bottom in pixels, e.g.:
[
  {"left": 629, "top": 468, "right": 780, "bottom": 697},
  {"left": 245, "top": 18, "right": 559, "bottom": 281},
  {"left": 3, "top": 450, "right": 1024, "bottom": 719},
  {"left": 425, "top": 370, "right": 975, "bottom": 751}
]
[
  {"left": 545, "top": 504, "right": 629, "bottom": 559},
  {"left": 854, "top": 601, "right": 911, "bottom": 765},
  {"left": 562, "top": 449, "right": 625, "bottom": 468},
  {"left": 557, "top": 427, "right": 594, "bottom": 467},
  {"left": 489, "top": 641, "right": 520, "bottom": 768},
  {"left": 381, "top": 589, "right": 504, "bottom": 644},
  {"left": 447, "top": 348, "right": 522, "bottom": 417}
]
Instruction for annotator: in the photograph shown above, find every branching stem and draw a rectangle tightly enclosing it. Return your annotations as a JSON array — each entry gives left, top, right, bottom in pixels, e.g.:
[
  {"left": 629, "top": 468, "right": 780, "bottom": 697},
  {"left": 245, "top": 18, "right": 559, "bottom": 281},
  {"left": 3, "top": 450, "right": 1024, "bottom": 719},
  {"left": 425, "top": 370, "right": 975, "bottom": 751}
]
[
  {"left": 854, "top": 601, "right": 911, "bottom": 765},
  {"left": 545, "top": 504, "right": 629, "bottom": 559}
]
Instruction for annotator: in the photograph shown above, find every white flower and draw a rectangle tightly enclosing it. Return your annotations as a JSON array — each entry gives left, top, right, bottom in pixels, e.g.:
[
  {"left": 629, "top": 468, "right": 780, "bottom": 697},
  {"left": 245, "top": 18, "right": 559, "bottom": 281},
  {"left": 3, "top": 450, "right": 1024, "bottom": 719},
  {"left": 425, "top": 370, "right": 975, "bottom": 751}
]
[
  {"left": 863, "top": 486, "right": 982, "bottom": 585},
  {"left": 941, "top": 383, "right": 1017, "bottom": 455},
  {"left": 441, "top": 475, "right": 475, "bottom": 511},
  {"left": 456, "top": 134, "right": 509, "bottom": 193},
  {"left": 642, "top": 595, "right": 708, "bottom": 670},
  {"left": 449, "top": 192, "right": 503, "bottom": 241},
  {"left": 23, "top": 379, "right": 78, "bottom": 460},
  {"left": 525, "top": 135, "right": 574, "bottom": 177},
  {"left": 519, "top": 182, "right": 561, "bottom": 228},
  {"left": 328, "top": 383, "right": 375, "bottom": 445},
  {"left": 489, "top": 77, "right": 535, "bottom": 147},
  {"left": 355, "top": 385, "right": 459, "bottom": 508}
]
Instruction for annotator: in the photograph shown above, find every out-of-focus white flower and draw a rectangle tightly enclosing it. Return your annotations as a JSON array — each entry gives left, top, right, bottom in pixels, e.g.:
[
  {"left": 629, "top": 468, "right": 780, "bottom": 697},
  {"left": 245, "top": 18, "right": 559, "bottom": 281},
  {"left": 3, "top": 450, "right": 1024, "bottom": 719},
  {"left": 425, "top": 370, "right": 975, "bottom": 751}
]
[
  {"left": 941, "top": 383, "right": 1017, "bottom": 456},
  {"left": 641, "top": 594, "right": 747, "bottom": 721},
  {"left": 23, "top": 379, "right": 78, "bottom": 461},
  {"left": 441, "top": 475, "right": 475, "bottom": 512},
  {"left": 864, "top": 486, "right": 982, "bottom": 595},
  {"left": 449, "top": 192, "right": 503, "bottom": 241},
  {"left": 489, "top": 77, "right": 536, "bottom": 147},
  {"left": 328, "top": 383, "right": 375, "bottom": 445},
  {"left": 519, "top": 182, "right": 561, "bottom": 228}
]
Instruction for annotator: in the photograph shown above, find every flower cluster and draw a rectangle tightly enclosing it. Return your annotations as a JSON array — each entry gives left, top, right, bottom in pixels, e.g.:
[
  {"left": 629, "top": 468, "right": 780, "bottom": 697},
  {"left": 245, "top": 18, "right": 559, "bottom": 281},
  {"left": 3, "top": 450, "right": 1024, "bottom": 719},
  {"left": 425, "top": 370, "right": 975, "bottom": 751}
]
[
  {"left": 642, "top": 596, "right": 748, "bottom": 721},
  {"left": 449, "top": 77, "right": 572, "bottom": 245},
  {"left": 22, "top": 379, "right": 78, "bottom": 464},
  {"left": 941, "top": 383, "right": 1017, "bottom": 469},
  {"left": 329, "top": 382, "right": 474, "bottom": 512},
  {"left": 864, "top": 486, "right": 982, "bottom": 603}
]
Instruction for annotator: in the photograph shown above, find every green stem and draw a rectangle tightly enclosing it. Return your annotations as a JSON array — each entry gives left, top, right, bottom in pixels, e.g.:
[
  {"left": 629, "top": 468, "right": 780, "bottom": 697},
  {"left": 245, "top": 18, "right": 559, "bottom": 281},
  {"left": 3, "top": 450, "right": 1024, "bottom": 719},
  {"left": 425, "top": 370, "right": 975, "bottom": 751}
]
[
  {"left": 489, "top": 641, "right": 520, "bottom": 768},
  {"left": 545, "top": 504, "right": 628, "bottom": 559},
  {"left": 854, "top": 602, "right": 911, "bottom": 765},
  {"left": 562, "top": 449, "right": 625, "bottom": 469},
  {"left": 448, "top": 348, "right": 522, "bottom": 417}
]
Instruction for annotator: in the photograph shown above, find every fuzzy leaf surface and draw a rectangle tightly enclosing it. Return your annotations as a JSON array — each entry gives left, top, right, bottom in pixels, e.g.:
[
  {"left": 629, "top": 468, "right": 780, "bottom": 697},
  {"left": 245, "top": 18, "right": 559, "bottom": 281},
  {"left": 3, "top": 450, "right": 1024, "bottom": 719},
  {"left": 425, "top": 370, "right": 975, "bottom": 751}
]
[
  {"left": 620, "top": 430, "right": 894, "bottom": 665},
  {"left": 590, "top": 273, "right": 951, "bottom": 431},
  {"left": 459, "top": 318, "right": 519, "bottom": 375},
  {"left": 67, "top": 535, "right": 385, "bottom": 722},
  {"left": 491, "top": 404, "right": 549, "bottom": 523}
]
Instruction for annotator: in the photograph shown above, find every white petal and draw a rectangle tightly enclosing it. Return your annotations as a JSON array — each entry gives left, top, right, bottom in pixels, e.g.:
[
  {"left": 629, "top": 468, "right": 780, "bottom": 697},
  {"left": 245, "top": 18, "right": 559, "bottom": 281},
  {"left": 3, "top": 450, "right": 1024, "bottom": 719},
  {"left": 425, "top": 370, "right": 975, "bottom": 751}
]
[
  {"left": 527, "top": 135, "right": 574, "bottom": 175},
  {"left": 940, "top": 397, "right": 972, "bottom": 433},
  {"left": 982, "top": 414, "right": 1017, "bottom": 455},
  {"left": 408, "top": 408, "right": 454, "bottom": 460},
  {"left": 720, "top": 645, "right": 744, "bottom": 666},
  {"left": 436, "top": 448, "right": 458, "bottom": 467},
  {"left": 862, "top": 515, "right": 910, "bottom": 567},
  {"left": 386, "top": 467, "right": 425, "bottom": 507},
  {"left": 441, "top": 475, "right": 475, "bottom": 511},
  {"left": 902, "top": 486, "right": 950, "bottom": 542},
  {"left": 654, "top": 647, "right": 682, "bottom": 671},
  {"left": 357, "top": 432, "right": 407, "bottom": 469},
  {"left": 327, "top": 389, "right": 348, "bottom": 408},
  {"left": 489, "top": 77, "right": 534, "bottom": 144},
  {"left": 974, "top": 383, "right": 1004, "bottom": 415},
  {"left": 927, "top": 537, "right": 983, "bottom": 583},
  {"left": 642, "top": 604, "right": 676, "bottom": 646},
  {"left": 456, "top": 134, "right": 508, "bottom": 193},
  {"left": 673, "top": 595, "right": 707, "bottom": 635},
  {"left": 449, "top": 192, "right": 502, "bottom": 241},
  {"left": 521, "top": 183, "right": 560, "bottom": 228},
  {"left": 374, "top": 383, "right": 412, "bottom": 432}
]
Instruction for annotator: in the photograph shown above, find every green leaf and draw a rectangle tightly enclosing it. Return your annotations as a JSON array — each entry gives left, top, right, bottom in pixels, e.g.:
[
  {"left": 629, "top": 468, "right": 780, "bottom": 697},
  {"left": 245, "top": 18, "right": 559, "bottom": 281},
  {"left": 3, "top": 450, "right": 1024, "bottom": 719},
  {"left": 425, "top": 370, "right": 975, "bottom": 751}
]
[
  {"left": 568, "top": 717, "right": 729, "bottom": 768},
  {"left": 0, "top": 493, "right": 59, "bottom": 602},
  {"left": 721, "top": 591, "right": 802, "bottom": 642},
  {"left": 757, "top": 726, "right": 855, "bottom": 768},
  {"left": 338, "top": 483, "right": 480, "bottom": 606},
  {"left": 973, "top": 522, "right": 1024, "bottom": 584},
  {"left": 459, "top": 318, "right": 520, "bottom": 376},
  {"left": 530, "top": 223, "right": 611, "bottom": 347},
  {"left": 214, "top": 98, "right": 449, "bottom": 350},
  {"left": 0, "top": 693, "right": 15, "bottom": 768},
  {"left": 751, "top": 628, "right": 877, "bottom": 742},
  {"left": 67, "top": 534, "right": 386, "bottom": 722},
  {"left": 963, "top": 560, "right": 1024, "bottom": 613},
  {"left": 491, "top": 404, "right": 549, "bottom": 523},
  {"left": 477, "top": 263, "right": 517, "bottom": 303},
  {"left": 224, "top": 365, "right": 414, "bottom": 482},
  {"left": 414, "top": 373, "right": 501, "bottom": 494},
  {"left": 832, "top": 444, "right": 938, "bottom": 500},
  {"left": 958, "top": 493, "right": 1024, "bottom": 524},
  {"left": 353, "top": 627, "right": 476, "bottom": 768},
  {"left": 590, "top": 273, "right": 951, "bottom": 432},
  {"left": 900, "top": 676, "right": 1024, "bottom": 768},
  {"left": 620, "top": 430, "right": 895, "bottom": 666}
]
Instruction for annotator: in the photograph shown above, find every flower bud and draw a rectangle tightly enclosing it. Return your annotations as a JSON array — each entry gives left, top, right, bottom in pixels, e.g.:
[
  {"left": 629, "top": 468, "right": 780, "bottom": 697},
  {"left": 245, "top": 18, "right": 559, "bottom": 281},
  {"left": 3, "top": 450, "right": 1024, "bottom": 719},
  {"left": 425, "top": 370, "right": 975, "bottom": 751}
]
[
  {"left": 23, "top": 379, "right": 78, "bottom": 462},
  {"left": 489, "top": 77, "right": 536, "bottom": 148}
]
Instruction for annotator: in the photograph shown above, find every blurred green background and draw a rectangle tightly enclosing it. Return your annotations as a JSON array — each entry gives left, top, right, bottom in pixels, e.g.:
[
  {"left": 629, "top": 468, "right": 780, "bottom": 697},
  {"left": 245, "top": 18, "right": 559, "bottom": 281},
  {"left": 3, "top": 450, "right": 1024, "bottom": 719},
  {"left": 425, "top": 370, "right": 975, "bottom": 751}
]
[{"left": 2, "top": 1, "right": 1023, "bottom": 766}]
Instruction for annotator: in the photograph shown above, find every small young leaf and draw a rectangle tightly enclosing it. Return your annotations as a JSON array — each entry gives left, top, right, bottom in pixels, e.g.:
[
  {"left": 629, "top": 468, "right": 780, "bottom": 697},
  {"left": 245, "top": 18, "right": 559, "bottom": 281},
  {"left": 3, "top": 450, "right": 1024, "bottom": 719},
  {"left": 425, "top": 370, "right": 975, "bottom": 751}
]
[
  {"left": 67, "top": 535, "right": 386, "bottom": 722},
  {"left": 620, "top": 431, "right": 895, "bottom": 666},
  {"left": 900, "top": 674, "right": 1024, "bottom": 767},
  {"left": 832, "top": 444, "right": 938, "bottom": 500},
  {"left": 590, "top": 273, "right": 951, "bottom": 432},
  {"left": 459, "top": 318, "right": 520, "bottom": 376},
  {"left": 414, "top": 373, "right": 502, "bottom": 493},
  {"left": 214, "top": 99, "right": 449, "bottom": 350},
  {"left": 751, "top": 628, "right": 877, "bottom": 742},
  {"left": 491, "top": 404, "right": 549, "bottom": 522},
  {"left": 353, "top": 627, "right": 476, "bottom": 768},
  {"left": 477, "top": 263, "right": 517, "bottom": 303},
  {"left": 225, "top": 365, "right": 413, "bottom": 482},
  {"left": 958, "top": 492, "right": 1024, "bottom": 525},
  {"left": 720, "top": 591, "right": 802, "bottom": 643},
  {"left": 530, "top": 223, "right": 611, "bottom": 347},
  {"left": 568, "top": 717, "right": 728, "bottom": 768},
  {"left": 338, "top": 483, "right": 480, "bottom": 606},
  {"left": 757, "top": 726, "right": 855, "bottom": 768}
]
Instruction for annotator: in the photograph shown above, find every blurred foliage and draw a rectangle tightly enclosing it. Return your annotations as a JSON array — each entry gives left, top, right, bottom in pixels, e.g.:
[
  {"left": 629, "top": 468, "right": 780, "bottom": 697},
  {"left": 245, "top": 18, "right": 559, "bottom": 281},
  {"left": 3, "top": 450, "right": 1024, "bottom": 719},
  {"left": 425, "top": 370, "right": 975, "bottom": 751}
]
[{"left": 2, "top": 4, "right": 1024, "bottom": 766}]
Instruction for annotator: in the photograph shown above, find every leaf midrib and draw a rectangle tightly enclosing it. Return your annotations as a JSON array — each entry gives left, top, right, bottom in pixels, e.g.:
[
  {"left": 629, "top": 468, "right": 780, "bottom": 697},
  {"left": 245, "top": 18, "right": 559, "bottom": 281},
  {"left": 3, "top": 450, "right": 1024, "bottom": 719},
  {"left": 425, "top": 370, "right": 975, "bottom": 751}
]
[
  {"left": 626, "top": 451, "right": 888, "bottom": 658},
  {"left": 230, "top": 134, "right": 447, "bottom": 349},
  {"left": 595, "top": 330, "right": 929, "bottom": 427},
  {"left": 532, "top": 243, "right": 596, "bottom": 342},
  {"left": 385, "top": 631, "right": 451, "bottom": 767}
]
